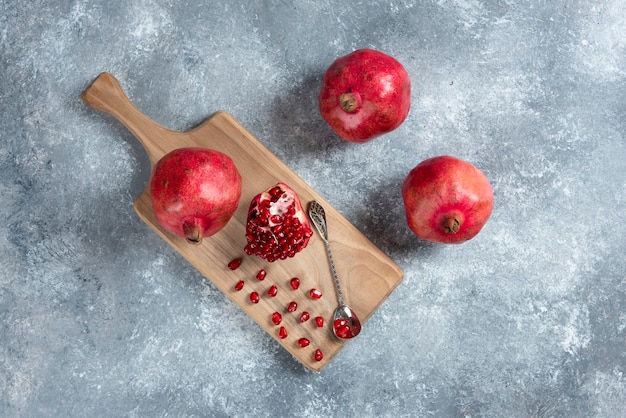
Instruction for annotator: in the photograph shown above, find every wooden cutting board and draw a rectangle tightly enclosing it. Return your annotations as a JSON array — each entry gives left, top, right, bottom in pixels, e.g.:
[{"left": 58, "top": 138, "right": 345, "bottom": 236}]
[{"left": 81, "top": 72, "right": 404, "bottom": 371}]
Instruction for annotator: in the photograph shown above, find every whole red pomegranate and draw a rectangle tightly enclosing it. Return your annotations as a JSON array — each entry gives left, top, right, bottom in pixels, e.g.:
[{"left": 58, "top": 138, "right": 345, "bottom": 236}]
[
  {"left": 402, "top": 156, "right": 493, "bottom": 244},
  {"left": 150, "top": 147, "right": 242, "bottom": 244},
  {"left": 319, "top": 48, "right": 411, "bottom": 143},
  {"left": 244, "top": 182, "right": 313, "bottom": 262}
]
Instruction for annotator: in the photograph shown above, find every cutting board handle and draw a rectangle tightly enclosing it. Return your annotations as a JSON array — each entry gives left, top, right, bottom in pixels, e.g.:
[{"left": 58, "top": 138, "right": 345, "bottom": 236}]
[{"left": 81, "top": 72, "right": 176, "bottom": 165}]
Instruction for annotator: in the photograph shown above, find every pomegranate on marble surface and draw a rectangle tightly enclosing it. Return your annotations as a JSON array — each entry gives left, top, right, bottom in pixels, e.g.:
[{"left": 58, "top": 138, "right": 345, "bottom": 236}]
[
  {"left": 319, "top": 48, "right": 411, "bottom": 143},
  {"left": 149, "top": 147, "right": 242, "bottom": 244},
  {"left": 402, "top": 155, "right": 494, "bottom": 244}
]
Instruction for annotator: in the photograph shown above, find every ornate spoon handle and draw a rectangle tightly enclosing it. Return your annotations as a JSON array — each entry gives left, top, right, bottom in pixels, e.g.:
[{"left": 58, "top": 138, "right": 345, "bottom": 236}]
[{"left": 308, "top": 201, "right": 345, "bottom": 306}]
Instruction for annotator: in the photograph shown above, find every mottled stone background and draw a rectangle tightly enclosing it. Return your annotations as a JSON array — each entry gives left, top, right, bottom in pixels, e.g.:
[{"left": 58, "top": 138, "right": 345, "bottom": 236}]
[{"left": 1, "top": 0, "right": 625, "bottom": 416}]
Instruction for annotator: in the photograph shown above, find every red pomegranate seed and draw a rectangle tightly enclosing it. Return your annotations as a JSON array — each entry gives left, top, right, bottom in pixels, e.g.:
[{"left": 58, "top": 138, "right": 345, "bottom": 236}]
[
  {"left": 298, "top": 338, "right": 310, "bottom": 347},
  {"left": 315, "top": 316, "right": 324, "bottom": 328},
  {"left": 334, "top": 318, "right": 347, "bottom": 327},
  {"left": 299, "top": 311, "right": 310, "bottom": 323},
  {"left": 234, "top": 280, "right": 244, "bottom": 291},
  {"left": 249, "top": 291, "right": 259, "bottom": 303},
  {"left": 287, "top": 301, "right": 297, "bottom": 312},
  {"left": 333, "top": 318, "right": 351, "bottom": 338},
  {"left": 271, "top": 312, "right": 282, "bottom": 325},
  {"left": 309, "top": 288, "right": 322, "bottom": 299},
  {"left": 267, "top": 284, "right": 278, "bottom": 297},
  {"left": 256, "top": 269, "right": 267, "bottom": 280},
  {"left": 314, "top": 349, "right": 323, "bottom": 361},
  {"left": 269, "top": 186, "right": 282, "bottom": 198},
  {"left": 289, "top": 277, "right": 300, "bottom": 290},
  {"left": 227, "top": 258, "right": 242, "bottom": 270},
  {"left": 278, "top": 326, "right": 288, "bottom": 339}
]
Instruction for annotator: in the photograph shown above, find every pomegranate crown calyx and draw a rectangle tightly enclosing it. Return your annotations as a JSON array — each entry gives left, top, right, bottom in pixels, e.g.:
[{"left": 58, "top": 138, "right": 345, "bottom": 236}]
[{"left": 338, "top": 91, "right": 361, "bottom": 113}]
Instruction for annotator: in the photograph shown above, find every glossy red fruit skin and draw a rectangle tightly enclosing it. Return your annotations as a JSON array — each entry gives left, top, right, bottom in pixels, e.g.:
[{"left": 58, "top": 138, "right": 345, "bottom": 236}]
[
  {"left": 314, "top": 349, "right": 323, "bottom": 361},
  {"left": 402, "top": 155, "right": 494, "bottom": 244},
  {"left": 319, "top": 49, "right": 411, "bottom": 143},
  {"left": 150, "top": 147, "right": 242, "bottom": 244}
]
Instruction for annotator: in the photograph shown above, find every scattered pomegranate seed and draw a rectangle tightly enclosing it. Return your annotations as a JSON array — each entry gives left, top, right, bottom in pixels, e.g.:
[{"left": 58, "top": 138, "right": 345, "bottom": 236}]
[
  {"left": 298, "top": 338, "right": 310, "bottom": 347},
  {"left": 250, "top": 291, "right": 260, "bottom": 303},
  {"left": 309, "top": 288, "right": 322, "bottom": 299},
  {"left": 234, "top": 280, "right": 244, "bottom": 291},
  {"left": 287, "top": 301, "right": 297, "bottom": 312},
  {"left": 227, "top": 258, "right": 242, "bottom": 270},
  {"left": 314, "top": 348, "right": 323, "bottom": 361},
  {"left": 271, "top": 312, "right": 282, "bottom": 325},
  {"left": 256, "top": 269, "right": 267, "bottom": 280},
  {"left": 315, "top": 316, "right": 324, "bottom": 328},
  {"left": 278, "top": 326, "right": 288, "bottom": 339},
  {"left": 299, "top": 311, "right": 310, "bottom": 323},
  {"left": 289, "top": 277, "right": 300, "bottom": 290},
  {"left": 267, "top": 284, "right": 278, "bottom": 297}
]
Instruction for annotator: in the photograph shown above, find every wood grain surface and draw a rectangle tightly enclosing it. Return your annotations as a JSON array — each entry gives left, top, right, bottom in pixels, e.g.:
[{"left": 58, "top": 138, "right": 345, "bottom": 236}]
[{"left": 81, "top": 72, "right": 404, "bottom": 371}]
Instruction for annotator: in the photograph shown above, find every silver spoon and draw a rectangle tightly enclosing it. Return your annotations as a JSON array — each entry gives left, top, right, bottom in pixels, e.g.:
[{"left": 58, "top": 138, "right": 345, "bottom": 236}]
[{"left": 308, "top": 200, "right": 361, "bottom": 339}]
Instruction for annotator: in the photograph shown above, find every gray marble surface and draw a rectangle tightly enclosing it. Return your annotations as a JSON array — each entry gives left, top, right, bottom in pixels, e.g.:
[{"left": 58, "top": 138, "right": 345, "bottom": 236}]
[{"left": 2, "top": 0, "right": 625, "bottom": 416}]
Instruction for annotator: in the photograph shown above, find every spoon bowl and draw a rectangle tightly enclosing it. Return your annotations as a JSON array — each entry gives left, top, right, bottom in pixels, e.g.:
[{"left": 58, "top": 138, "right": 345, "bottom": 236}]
[{"left": 333, "top": 305, "right": 362, "bottom": 339}]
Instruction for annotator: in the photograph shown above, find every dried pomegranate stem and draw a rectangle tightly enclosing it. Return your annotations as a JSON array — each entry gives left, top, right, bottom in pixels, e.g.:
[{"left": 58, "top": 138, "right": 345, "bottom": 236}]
[
  {"left": 183, "top": 220, "right": 203, "bottom": 244},
  {"left": 443, "top": 217, "right": 460, "bottom": 234},
  {"left": 339, "top": 92, "right": 360, "bottom": 113}
]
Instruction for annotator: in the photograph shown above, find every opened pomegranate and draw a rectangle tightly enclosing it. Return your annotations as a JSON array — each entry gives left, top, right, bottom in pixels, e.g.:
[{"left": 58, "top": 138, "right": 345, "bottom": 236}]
[
  {"left": 402, "top": 156, "right": 494, "bottom": 244},
  {"left": 150, "top": 147, "right": 242, "bottom": 244},
  {"left": 244, "top": 182, "right": 313, "bottom": 262},
  {"left": 319, "top": 48, "right": 411, "bottom": 143}
]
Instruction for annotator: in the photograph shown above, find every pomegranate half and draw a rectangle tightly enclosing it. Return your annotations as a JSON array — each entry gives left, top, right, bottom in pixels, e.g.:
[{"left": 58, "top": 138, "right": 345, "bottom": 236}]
[
  {"left": 402, "top": 155, "right": 494, "bottom": 244},
  {"left": 319, "top": 48, "right": 411, "bottom": 143},
  {"left": 149, "top": 147, "right": 242, "bottom": 244},
  {"left": 244, "top": 182, "right": 313, "bottom": 262}
]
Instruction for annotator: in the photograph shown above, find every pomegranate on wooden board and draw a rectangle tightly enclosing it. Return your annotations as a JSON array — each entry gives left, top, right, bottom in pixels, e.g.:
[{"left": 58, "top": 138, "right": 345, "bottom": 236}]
[
  {"left": 319, "top": 48, "right": 411, "bottom": 143},
  {"left": 149, "top": 147, "right": 242, "bottom": 244},
  {"left": 244, "top": 182, "right": 313, "bottom": 262},
  {"left": 402, "top": 155, "right": 494, "bottom": 244}
]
